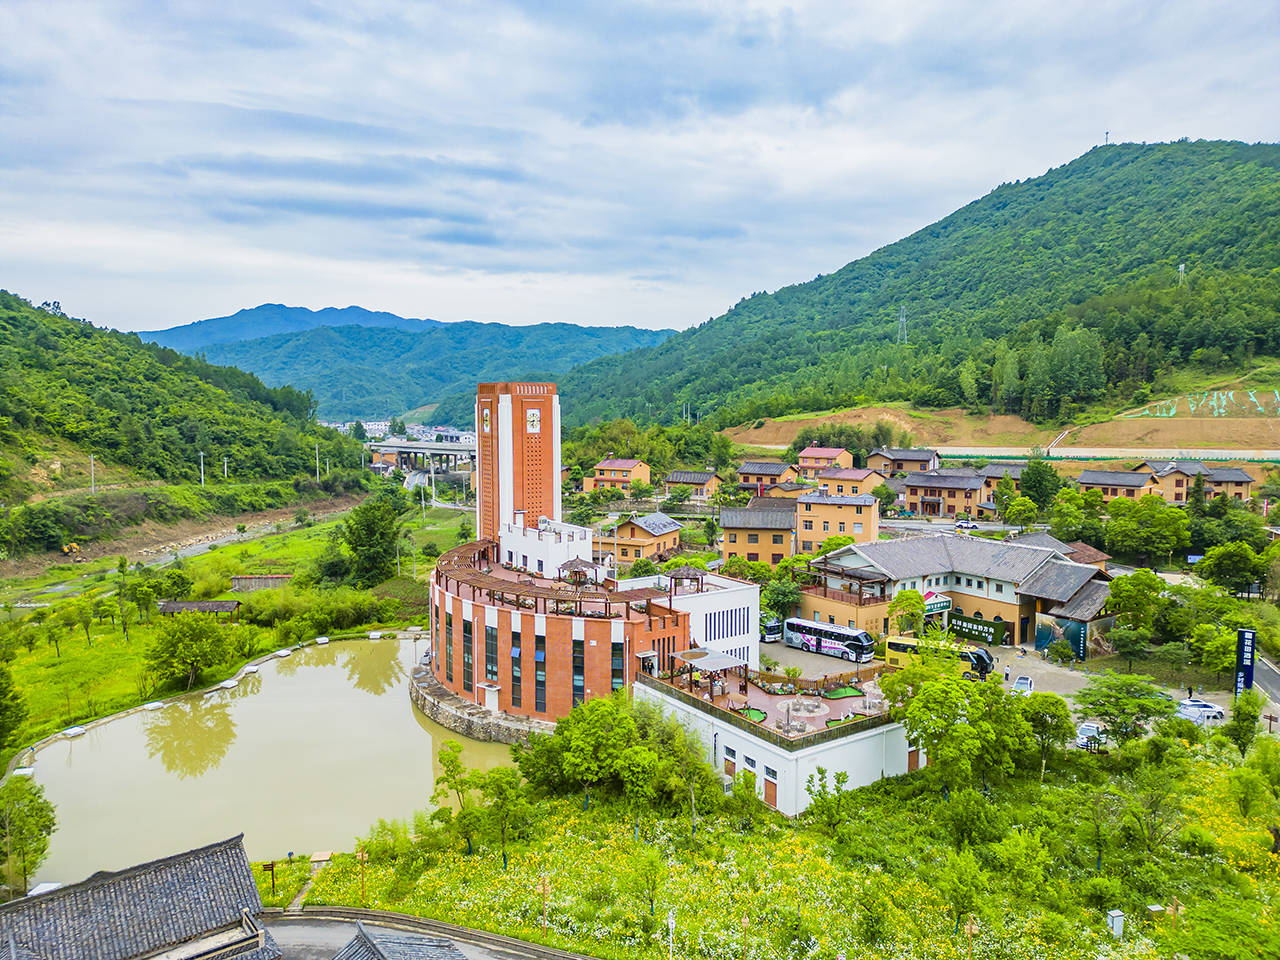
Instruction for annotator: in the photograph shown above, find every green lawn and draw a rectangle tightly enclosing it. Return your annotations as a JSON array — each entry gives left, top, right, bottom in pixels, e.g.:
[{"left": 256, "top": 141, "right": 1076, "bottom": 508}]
[{"left": 1087, "top": 654, "right": 1228, "bottom": 693}]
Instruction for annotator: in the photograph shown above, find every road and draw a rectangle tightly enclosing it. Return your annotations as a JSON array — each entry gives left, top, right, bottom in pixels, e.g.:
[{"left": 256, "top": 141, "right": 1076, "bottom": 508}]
[
  {"left": 881, "top": 518, "right": 1037, "bottom": 535},
  {"left": 1254, "top": 656, "right": 1280, "bottom": 704},
  {"left": 740, "top": 442, "right": 1280, "bottom": 461}
]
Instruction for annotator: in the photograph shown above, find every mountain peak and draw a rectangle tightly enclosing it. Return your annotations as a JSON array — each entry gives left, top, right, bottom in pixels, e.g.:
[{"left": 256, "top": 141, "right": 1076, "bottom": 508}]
[{"left": 139, "top": 303, "right": 439, "bottom": 351}]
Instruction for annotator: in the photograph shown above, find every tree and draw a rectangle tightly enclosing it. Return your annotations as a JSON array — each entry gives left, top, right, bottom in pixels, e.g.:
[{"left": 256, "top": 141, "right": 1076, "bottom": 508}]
[
  {"left": 1106, "top": 568, "right": 1165, "bottom": 631},
  {"left": 871, "top": 483, "right": 897, "bottom": 514},
  {"left": 294, "top": 507, "right": 311, "bottom": 527},
  {"left": 804, "top": 767, "right": 856, "bottom": 836},
  {"left": 160, "top": 569, "right": 193, "bottom": 601},
  {"left": 902, "top": 677, "right": 983, "bottom": 788},
  {"left": 887, "top": 589, "right": 925, "bottom": 635},
  {"left": 559, "top": 697, "right": 637, "bottom": 804},
  {"left": 992, "top": 473, "right": 1017, "bottom": 518},
  {"left": 1197, "top": 542, "right": 1263, "bottom": 596},
  {"left": 341, "top": 495, "right": 404, "bottom": 587},
  {"left": 350, "top": 420, "right": 368, "bottom": 441},
  {"left": 134, "top": 584, "right": 156, "bottom": 624},
  {"left": 432, "top": 740, "right": 482, "bottom": 855},
  {"left": 1019, "top": 457, "right": 1062, "bottom": 509},
  {"left": 664, "top": 484, "right": 692, "bottom": 506},
  {"left": 630, "top": 849, "right": 666, "bottom": 916},
  {"left": 1074, "top": 670, "right": 1174, "bottom": 742},
  {"left": 0, "top": 776, "right": 56, "bottom": 895},
  {"left": 617, "top": 744, "right": 659, "bottom": 839},
  {"left": 761, "top": 579, "right": 801, "bottom": 619},
  {"left": 629, "top": 479, "right": 655, "bottom": 500},
  {"left": 456, "top": 516, "right": 474, "bottom": 544},
  {"left": 1106, "top": 626, "right": 1150, "bottom": 673},
  {"left": 933, "top": 848, "right": 987, "bottom": 932},
  {"left": 567, "top": 503, "right": 595, "bottom": 527},
  {"left": 702, "top": 517, "right": 718, "bottom": 545},
  {"left": 0, "top": 664, "right": 28, "bottom": 748},
  {"left": 1022, "top": 691, "right": 1074, "bottom": 781},
  {"left": 1106, "top": 495, "right": 1189, "bottom": 563},
  {"left": 145, "top": 612, "right": 229, "bottom": 691},
  {"left": 1223, "top": 689, "right": 1264, "bottom": 758},
  {"left": 1004, "top": 496, "right": 1038, "bottom": 530},
  {"left": 479, "top": 766, "right": 531, "bottom": 871}
]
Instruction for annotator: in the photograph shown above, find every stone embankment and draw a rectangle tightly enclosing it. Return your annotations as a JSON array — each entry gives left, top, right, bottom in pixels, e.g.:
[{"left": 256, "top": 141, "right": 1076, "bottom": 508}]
[{"left": 409, "top": 664, "right": 553, "bottom": 745}]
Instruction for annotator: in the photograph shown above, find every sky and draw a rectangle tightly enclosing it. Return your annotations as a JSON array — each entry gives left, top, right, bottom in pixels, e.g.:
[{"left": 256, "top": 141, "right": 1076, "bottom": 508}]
[{"left": 1, "top": 2, "right": 1278, "bottom": 334}]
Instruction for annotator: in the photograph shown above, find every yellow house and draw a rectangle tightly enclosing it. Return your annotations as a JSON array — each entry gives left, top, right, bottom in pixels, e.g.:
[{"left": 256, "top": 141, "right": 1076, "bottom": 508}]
[
  {"left": 664, "top": 469, "right": 721, "bottom": 500},
  {"left": 866, "top": 448, "right": 939, "bottom": 475},
  {"left": 720, "top": 506, "right": 795, "bottom": 566},
  {"left": 595, "top": 512, "right": 682, "bottom": 562},
  {"left": 737, "top": 460, "right": 799, "bottom": 490},
  {"left": 816, "top": 467, "right": 886, "bottom": 497},
  {"left": 795, "top": 493, "right": 879, "bottom": 554},
  {"left": 1139, "top": 459, "right": 1255, "bottom": 503},
  {"left": 755, "top": 481, "right": 811, "bottom": 500},
  {"left": 796, "top": 446, "right": 854, "bottom": 481},
  {"left": 1076, "top": 470, "right": 1160, "bottom": 503},
  {"left": 583, "top": 458, "right": 651, "bottom": 493}
]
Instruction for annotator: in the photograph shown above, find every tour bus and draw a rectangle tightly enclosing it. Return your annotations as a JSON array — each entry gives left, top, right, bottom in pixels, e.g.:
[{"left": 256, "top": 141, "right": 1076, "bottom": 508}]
[
  {"left": 760, "top": 618, "right": 783, "bottom": 644},
  {"left": 783, "top": 617, "right": 875, "bottom": 662},
  {"left": 883, "top": 635, "right": 996, "bottom": 680}
]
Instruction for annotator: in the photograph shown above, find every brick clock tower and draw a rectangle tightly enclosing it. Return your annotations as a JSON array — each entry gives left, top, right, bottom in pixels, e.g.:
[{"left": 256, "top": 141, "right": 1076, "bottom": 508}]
[{"left": 475, "top": 382, "right": 561, "bottom": 541}]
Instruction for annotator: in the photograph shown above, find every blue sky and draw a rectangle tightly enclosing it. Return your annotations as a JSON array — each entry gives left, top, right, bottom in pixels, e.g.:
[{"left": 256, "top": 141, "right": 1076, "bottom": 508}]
[{"left": 1, "top": 1, "right": 1277, "bottom": 333}]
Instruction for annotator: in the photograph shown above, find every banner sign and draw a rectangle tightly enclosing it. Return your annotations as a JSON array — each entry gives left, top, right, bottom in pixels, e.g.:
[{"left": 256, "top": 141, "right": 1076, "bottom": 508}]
[
  {"left": 1236, "top": 629, "right": 1256, "bottom": 696},
  {"left": 924, "top": 593, "right": 953, "bottom": 614},
  {"left": 950, "top": 613, "right": 1007, "bottom": 646}
]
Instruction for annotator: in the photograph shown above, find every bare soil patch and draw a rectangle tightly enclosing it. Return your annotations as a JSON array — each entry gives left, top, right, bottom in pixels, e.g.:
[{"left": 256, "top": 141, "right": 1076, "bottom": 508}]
[
  {"left": 725, "top": 406, "right": 1057, "bottom": 448},
  {"left": 1068, "top": 416, "right": 1280, "bottom": 449}
]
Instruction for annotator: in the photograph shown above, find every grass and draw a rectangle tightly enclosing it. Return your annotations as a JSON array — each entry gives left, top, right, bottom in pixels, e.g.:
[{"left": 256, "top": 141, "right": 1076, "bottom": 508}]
[
  {"left": 1087, "top": 654, "right": 1228, "bottom": 692},
  {"left": 252, "top": 856, "right": 314, "bottom": 909}
]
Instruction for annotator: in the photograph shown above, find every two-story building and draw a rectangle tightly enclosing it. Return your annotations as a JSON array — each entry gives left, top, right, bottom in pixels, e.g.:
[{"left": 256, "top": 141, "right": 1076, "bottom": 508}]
[
  {"left": 755, "top": 481, "right": 812, "bottom": 499},
  {"left": 1076, "top": 470, "right": 1162, "bottom": 502},
  {"left": 816, "top": 467, "right": 886, "bottom": 496},
  {"left": 796, "top": 534, "right": 1113, "bottom": 654},
  {"left": 721, "top": 505, "right": 796, "bottom": 566},
  {"left": 664, "top": 469, "right": 721, "bottom": 500},
  {"left": 583, "top": 458, "right": 651, "bottom": 494},
  {"left": 595, "top": 511, "right": 683, "bottom": 563},
  {"left": 867, "top": 447, "right": 940, "bottom": 475},
  {"left": 1139, "top": 459, "right": 1255, "bottom": 502},
  {"left": 737, "top": 460, "right": 800, "bottom": 491},
  {"left": 796, "top": 493, "right": 879, "bottom": 553},
  {"left": 902, "top": 471, "right": 987, "bottom": 517},
  {"left": 796, "top": 445, "right": 854, "bottom": 481}
]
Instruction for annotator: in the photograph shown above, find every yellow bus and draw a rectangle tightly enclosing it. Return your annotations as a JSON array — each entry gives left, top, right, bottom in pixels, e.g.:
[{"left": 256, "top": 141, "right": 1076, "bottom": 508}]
[{"left": 884, "top": 635, "right": 996, "bottom": 680}]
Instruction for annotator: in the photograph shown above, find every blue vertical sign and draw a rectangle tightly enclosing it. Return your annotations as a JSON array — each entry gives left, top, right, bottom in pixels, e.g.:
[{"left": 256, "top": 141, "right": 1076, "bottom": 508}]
[{"left": 1235, "top": 629, "right": 1256, "bottom": 696}]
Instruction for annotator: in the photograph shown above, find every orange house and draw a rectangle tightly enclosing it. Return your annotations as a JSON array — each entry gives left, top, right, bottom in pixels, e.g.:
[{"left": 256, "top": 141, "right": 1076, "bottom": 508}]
[
  {"left": 664, "top": 469, "right": 721, "bottom": 500},
  {"left": 796, "top": 446, "right": 854, "bottom": 481},
  {"left": 817, "top": 467, "right": 886, "bottom": 497},
  {"left": 1076, "top": 470, "right": 1161, "bottom": 503},
  {"left": 737, "top": 460, "right": 799, "bottom": 490},
  {"left": 595, "top": 512, "right": 682, "bottom": 562},
  {"left": 866, "top": 448, "right": 940, "bottom": 475},
  {"left": 583, "top": 458, "right": 651, "bottom": 493},
  {"left": 796, "top": 493, "right": 879, "bottom": 553}
]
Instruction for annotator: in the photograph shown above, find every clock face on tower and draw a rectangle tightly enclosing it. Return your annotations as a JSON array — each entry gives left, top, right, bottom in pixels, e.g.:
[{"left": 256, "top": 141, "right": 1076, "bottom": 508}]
[{"left": 526, "top": 409, "right": 541, "bottom": 433}]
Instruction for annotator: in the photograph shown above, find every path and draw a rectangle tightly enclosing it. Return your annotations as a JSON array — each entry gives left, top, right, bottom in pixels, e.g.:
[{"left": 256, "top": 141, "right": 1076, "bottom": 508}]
[{"left": 739, "top": 441, "right": 1280, "bottom": 461}]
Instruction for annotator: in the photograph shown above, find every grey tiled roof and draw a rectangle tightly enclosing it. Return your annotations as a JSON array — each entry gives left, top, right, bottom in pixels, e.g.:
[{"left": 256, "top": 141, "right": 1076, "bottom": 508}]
[
  {"left": 904, "top": 473, "right": 985, "bottom": 491},
  {"left": 978, "top": 462, "right": 1027, "bottom": 479},
  {"left": 1208, "top": 467, "right": 1255, "bottom": 482},
  {"left": 1019, "top": 558, "right": 1104, "bottom": 603},
  {"left": 746, "top": 495, "right": 800, "bottom": 510},
  {"left": 334, "top": 922, "right": 468, "bottom": 960},
  {"left": 1008, "top": 531, "right": 1072, "bottom": 553},
  {"left": 0, "top": 835, "right": 276, "bottom": 960},
  {"left": 1142, "top": 459, "right": 1210, "bottom": 476},
  {"left": 1049, "top": 579, "right": 1112, "bottom": 621},
  {"left": 797, "top": 493, "right": 878, "bottom": 506},
  {"left": 827, "top": 534, "right": 1062, "bottom": 583},
  {"left": 721, "top": 507, "right": 796, "bottom": 530},
  {"left": 738, "top": 461, "right": 792, "bottom": 475},
  {"left": 870, "top": 448, "right": 937, "bottom": 460},
  {"left": 1078, "top": 470, "right": 1154, "bottom": 487},
  {"left": 666, "top": 470, "right": 717, "bottom": 484},
  {"left": 631, "top": 512, "right": 682, "bottom": 536}
]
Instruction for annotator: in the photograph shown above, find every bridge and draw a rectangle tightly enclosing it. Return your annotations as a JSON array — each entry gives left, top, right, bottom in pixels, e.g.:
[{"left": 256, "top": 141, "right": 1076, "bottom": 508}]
[{"left": 368, "top": 438, "right": 477, "bottom": 473}]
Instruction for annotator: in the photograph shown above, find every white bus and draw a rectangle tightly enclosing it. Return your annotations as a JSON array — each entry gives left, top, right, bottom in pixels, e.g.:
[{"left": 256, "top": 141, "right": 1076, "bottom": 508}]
[
  {"left": 783, "top": 617, "right": 874, "bottom": 662},
  {"left": 761, "top": 618, "right": 783, "bottom": 644}
]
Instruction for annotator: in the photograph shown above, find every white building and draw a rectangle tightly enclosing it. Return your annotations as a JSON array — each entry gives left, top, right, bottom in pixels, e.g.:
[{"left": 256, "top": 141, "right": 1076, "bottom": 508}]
[
  {"left": 634, "top": 675, "right": 913, "bottom": 816},
  {"left": 614, "top": 569, "right": 760, "bottom": 669},
  {"left": 497, "top": 517, "right": 598, "bottom": 579}
]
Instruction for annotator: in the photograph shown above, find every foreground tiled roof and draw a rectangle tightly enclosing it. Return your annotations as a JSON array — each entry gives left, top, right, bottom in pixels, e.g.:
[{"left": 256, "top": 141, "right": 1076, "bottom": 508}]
[
  {"left": 827, "top": 533, "right": 1061, "bottom": 583},
  {"left": 797, "top": 493, "right": 879, "bottom": 506},
  {"left": 0, "top": 836, "right": 276, "bottom": 960},
  {"left": 1049, "top": 579, "right": 1112, "bottom": 621},
  {"left": 333, "top": 921, "right": 467, "bottom": 960},
  {"left": 798, "top": 446, "right": 847, "bottom": 458},
  {"left": 904, "top": 473, "right": 985, "bottom": 491},
  {"left": 739, "top": 461, "right": 792, "bottom": 475},
  {"left": 1008, "top": 531, "right": 1072, "bottom": 553},
  {"left": 817, "top": 467, "right": 879, "bottom": 481},
  {"left": 1019, "top": 558, "right": 1104, "bottom": 603},
  {"left": 1066, "top": 541, "right": 1111, "bottom": 564},
  {"left": 1208, "top": 467, "right": 1255, "bottom": 483},
  {"left": 978, "top": 462, "right": 1027, "bottom": 479}
]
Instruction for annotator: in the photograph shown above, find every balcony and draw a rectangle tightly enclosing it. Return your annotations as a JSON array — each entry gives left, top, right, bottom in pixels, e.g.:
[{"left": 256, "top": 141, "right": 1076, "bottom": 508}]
[{"left": 801, "top": 584, "right": 888, "bottom": 607}]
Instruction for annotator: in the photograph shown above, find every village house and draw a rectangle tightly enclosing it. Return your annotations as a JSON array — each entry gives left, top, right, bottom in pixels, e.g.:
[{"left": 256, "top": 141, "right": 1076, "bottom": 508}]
[
  {"left": 754, "top": 480, "right": 812, "bottom": 499},
  {"left": 664, "top": 469, "right": 721, "bottom": 500},
  {"left": 796, "top": 445, "right": 854, "bottom": 481},
  {"left": 902, "top": 471, "right": 987, "bottom": 517},
  {"left": 737, "top": 460, "right": 799, "bottom": 490},
  {"left": 867, "top": 447, "right": 940, "bottom": 475},
  {"left": 796, "top": 492, "right": 879, "bottom": 553},
  {"left": 595, "top": 511, "right": 682, "bottom": 563},
  {"left": 582, "top": 457, "right": 651, "bottom": 494},
  {"left": 1076, "top": 469, "right": 1162, "bottom": 502},
  {"left": 1138, "top": 459, "right": 1255, "bottom": 501},
  {"left": 797, "top": 533, "right": 1113, "bottom": 654},
  {"left": 816, "top": 466, "right": 886, "bottom": 496},
  {"left": 721, "top": 504, "right": 796, "bottom": 566},
  {"left": 1009, "top": 531, "right": 1112, "bottom": 572}
]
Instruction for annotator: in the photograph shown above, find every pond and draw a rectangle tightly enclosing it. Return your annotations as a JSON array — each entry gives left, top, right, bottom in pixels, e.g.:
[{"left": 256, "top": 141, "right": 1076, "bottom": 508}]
[{"left": 30, "top": 636, "right": 513, "bottom": 885}]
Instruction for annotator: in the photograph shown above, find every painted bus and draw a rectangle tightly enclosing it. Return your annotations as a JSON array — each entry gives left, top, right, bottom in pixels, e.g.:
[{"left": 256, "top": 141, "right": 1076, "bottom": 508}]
[
  {"left": 883, "top": 635, "right": 995, "bottom": 680},
  {"left": 783, "top": 617, "right": 875, "bottom": 662}
]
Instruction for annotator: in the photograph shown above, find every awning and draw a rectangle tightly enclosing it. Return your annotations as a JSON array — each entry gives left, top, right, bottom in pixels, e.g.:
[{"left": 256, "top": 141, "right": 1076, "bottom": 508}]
[
  {"left": 672, "top": 649, "right": 747, "bottom": 671},
  {"left": 635, "top": 650, "right": 659, "bottom": 659},
  {"left": 726, "top": 693, "right": 748, "bottom": 708}
]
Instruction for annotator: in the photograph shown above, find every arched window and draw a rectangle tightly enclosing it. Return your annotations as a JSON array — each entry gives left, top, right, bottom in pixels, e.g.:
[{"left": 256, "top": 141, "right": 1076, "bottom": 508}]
[
  {"left": 953, "top": 608, "right": 965, "bottom": 618},
  {"left": 992, "top": 615, "right": 1004, "bottom": 623},
  {"left": 972, "top": 611, "right": 983, "bottom": 621}
]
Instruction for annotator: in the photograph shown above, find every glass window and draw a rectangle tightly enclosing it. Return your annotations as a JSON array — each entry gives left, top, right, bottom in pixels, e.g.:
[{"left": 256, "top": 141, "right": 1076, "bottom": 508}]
[
  {"left": 485, "top": 624, "right": 498, "bottom": 682},
  {"left": 445, "top": 611, "right": 454, "bottom": 683},
  {"left": 764, "top": 766, "right": 778, "bottom": 781},
  {"left": 572, "top": 635, "right": 585, "bottom": 706},
  {"left": 462, "top": 619, "right": 473, "bottom": 691},
  {"left": 724, "top": 746, "right": 736, "bottom": 759},
  {"left": 612, "top": 639, "right": 625, "bottom": 691},
  {"left": 772, "top": 534, "right": 783, "bottom": 544},
  {"left": 511, "top": 630, "right": 522, "bottom": 708},
  {"left": 535, "top": 634, "right": 547, "bottom": 712},
  {"left": 747, "top": 533, "right": 758, "bottom": 544}
]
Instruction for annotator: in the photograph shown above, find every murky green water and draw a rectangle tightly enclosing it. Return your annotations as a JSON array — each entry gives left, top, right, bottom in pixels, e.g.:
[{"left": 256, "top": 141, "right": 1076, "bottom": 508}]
[{"left": 31, "top": 637, "right": 512, "bottom": 884}]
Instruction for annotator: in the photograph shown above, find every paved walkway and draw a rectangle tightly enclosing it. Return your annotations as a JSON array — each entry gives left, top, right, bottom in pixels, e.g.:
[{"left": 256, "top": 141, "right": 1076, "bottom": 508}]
[{"left": 265, "top": 920, "right": 508, "bottom": 960}]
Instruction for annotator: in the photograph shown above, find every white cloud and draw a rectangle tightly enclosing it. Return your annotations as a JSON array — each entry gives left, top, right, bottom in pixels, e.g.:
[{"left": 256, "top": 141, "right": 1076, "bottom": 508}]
[{"left": 0, "top": 0, "right": 1276, "bottom": 332}]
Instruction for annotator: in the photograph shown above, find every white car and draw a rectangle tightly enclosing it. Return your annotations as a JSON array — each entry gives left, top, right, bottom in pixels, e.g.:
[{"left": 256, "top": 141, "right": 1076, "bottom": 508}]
[
  {"left": 954, "top": 519, "right": 979, "bottom": 530},
  {"left": 1011, "top": 675, "right": 1034, "bottom": 696},
  {"left": 1176, "top": 698, "right": 1225, "bottom": 723},
  {"left": 1075, "top": 722, "right": 1107, "bottom": 750}
]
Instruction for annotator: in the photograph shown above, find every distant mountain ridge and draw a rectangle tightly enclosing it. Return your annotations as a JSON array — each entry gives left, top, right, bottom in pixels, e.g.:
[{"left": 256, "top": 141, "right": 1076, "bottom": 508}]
[
  {"left": 153, "top": 307, "right": 676, "bottom": 421},
  {"left": 142, "top": 303, "right": 440, "bottom": 351}
]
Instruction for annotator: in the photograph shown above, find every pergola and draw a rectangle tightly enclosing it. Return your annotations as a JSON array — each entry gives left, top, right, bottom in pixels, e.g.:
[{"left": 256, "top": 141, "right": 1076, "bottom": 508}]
[{"left": 804, "top": 559, "right": 889, "bottom": 603}]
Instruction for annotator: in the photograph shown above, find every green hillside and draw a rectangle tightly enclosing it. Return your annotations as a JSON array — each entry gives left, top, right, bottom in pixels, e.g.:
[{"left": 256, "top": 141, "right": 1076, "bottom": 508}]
[
  {"left": 143, "top": 303, "right": 439, "bottom": 352},
  {"left": 439, "top": 140, "right": 1280, "bottom": 427},
  {"left": 0, "top": 293, "right": 365, "bottom": 554},
  {"left": 189, "top": 315, "right": 675, "bottom": 421}
]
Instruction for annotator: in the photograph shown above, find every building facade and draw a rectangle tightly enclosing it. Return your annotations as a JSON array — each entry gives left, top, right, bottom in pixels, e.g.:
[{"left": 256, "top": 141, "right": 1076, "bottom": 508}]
[
  {"left": 796, "top": 493, "right": 879, "bottom": 553},
  {"left": 596, "top": 512, "right": 682, "bottom": 563},
  {"left": 582, "top": 458, "right": 650, "bottom": 493},
  {"left": 796, "top": 446, "right": 854, "bottom": 481},
  {"left": 1076, "top": 470, "right": 1162, "bottom": 502},
  {"left": 664, "top": 469, "right": 720, "bottom": 499},
  {"left": 721, "top": 505, "right": 796, "bottom": 565},
  {"left": 476, "top": 382, "right": 561, "bottom": 541},
  {"left": 867, "top": 448, "right": 940, "bottom": 475},
  {"left": 816, "top": 467, "right": 886, "bottom": 496}
]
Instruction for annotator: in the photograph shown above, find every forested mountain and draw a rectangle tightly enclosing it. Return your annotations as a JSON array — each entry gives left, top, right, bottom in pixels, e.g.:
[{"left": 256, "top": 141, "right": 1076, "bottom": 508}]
[
  {"left": 0, "top": 292, "right": 361, "bottom": 503},
  {"left": 189, "top": 319, "right": 674, "bottom": 421},
  {"left": 143, "top": 303, "right": 439, "bottom": 351},
  {"left": 439, "top": 140, "right": 1280, "bottom": 427}
]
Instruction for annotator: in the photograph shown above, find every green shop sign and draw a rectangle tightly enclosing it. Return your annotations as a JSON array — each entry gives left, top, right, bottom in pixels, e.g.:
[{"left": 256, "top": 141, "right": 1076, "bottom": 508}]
[
  {"left": 924, "top": 595, "right": 953, "bottom": 614},
  {"left": 950, "top": 613, "right": 1007, "bottom": 646}
]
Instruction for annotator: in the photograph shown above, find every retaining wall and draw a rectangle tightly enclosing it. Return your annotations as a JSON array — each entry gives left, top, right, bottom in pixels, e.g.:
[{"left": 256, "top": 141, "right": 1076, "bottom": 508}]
[{"left": 409, "top": 666, "right": 554, "bottom": 745}]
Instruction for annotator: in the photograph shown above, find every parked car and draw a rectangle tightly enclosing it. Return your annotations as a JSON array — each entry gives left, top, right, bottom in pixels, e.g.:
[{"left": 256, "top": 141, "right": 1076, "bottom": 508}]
[
  {"left": 1011, "top": 675, "right": 1034, "bottom": 696},
  {"left": 1176, "top": 698, "right": 1225, "bottom": 722},
  {"left": 954, "top": 519, "right": 978, "bottom": 530},
  {"left": 1075, "top": 722, "right": 1107, "bottom": 750}
]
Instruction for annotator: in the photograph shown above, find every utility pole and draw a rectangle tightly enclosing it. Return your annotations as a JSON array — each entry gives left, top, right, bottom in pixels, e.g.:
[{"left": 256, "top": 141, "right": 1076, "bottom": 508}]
[
  {"left": 198, "top": 451, "right": 205, "bottom": 487},
  {"left": 1104, "top": 129, "right": 1109, "bottom": 145},
  {"left": 315, "top": 444, "right": 320, "bottom": 483},
  {"left": 89, "top": 454, "right": 95, "bottom": 494},
  {"left": 326, "top": 457, "right": 330, "bottom": 477}
]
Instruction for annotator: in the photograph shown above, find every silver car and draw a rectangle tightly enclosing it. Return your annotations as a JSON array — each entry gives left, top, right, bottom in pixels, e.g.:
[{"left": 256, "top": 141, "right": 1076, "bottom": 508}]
[
  {"left": 1176, "top": 698, "right": 1225, "bottom": 722},
  {"left": 1075, "top": 722, "right": 1107, "bottom": 750}
]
